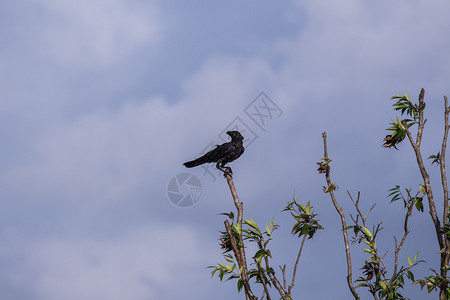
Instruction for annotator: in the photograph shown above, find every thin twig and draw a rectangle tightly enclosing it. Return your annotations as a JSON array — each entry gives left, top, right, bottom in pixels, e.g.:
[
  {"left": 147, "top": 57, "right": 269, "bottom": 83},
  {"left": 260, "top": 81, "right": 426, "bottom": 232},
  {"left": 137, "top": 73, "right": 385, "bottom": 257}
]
[
  {"left": 263, "top": 257, "right": 288, "bottom": 299},
  {"left": 390, "top": 190, "right": 414, "bottom": 283},
  {"left": 288, "top": 233, "right": 308, "bottom": 295},
  {"left": 280, "top": 265, "right": 287, "bottom": 292},
  {"left": 322, "top": 132, "right": 360, "bottom": 300},
  {"left": 256, "top": 262, "right": 271, "bottom": 300}
]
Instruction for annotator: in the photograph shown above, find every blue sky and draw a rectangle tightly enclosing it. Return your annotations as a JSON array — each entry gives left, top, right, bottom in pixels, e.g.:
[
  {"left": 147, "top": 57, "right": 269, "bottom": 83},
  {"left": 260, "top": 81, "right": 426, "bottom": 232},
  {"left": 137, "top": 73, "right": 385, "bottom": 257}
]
[{"left": 1, "top": 1, "right": 450, "bottom": 299}]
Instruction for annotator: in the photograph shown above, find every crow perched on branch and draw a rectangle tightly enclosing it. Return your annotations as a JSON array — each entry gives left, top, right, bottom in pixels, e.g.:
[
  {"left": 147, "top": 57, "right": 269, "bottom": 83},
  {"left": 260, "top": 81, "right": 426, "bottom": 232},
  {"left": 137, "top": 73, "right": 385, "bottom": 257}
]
[{"left": 183, "top": 131, "right": 244, "bottom": 176}]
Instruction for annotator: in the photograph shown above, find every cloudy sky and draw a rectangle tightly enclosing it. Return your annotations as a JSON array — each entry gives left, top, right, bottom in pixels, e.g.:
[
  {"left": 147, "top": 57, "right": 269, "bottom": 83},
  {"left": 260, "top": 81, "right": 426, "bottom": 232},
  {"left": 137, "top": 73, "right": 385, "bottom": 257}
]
[{"left": 1, "top": 0, "right": 450, "bottom": 299}]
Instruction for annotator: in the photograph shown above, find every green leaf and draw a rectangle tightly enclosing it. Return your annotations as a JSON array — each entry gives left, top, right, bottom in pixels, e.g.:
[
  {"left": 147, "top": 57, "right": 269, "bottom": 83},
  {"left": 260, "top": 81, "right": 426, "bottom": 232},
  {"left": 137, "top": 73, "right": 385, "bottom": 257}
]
[
  {"left": 415, "top": 198, "right": 424, "bottom": 212},
  {"left": 405, "top": 90, "right": 410, "bottom": 101},
  {"left": 397, "top": 117, "right": 405, "bottom": 130},
  {"left": 379, "top": 280, "right": 387, "bottom": 290},
  {"left": 407, "top": 255, "right": 413, "bottom": 267},
  {"left": 244, "top": 218, "right": 259, "bottom": 230},
  {"left": 224, "top": 254, "right": 234, "bottom": 263},
  {"left": 254, "top": 249, "right": 267, "bottom": 262},
  {"left": 419, "top": 184, "right": 426, "bottom": 194},
  {"left": 428, "top": 153, "right": 441, "bottom": 165},
  {"left": 305, "top": 202, "right": 311, "bottom": 215},
  {"left": 237, "top": 279, "right": 244, "bottom": 292},
  {"left": 363, "top": 248, "right": 376, "bottom": 255},
  {"left": 363, "top": 240, "right": 372, "bottom": 247},
  {"left": 361, "top": 226, "right": 372, "bottom": 238},
  {"left": 218, "top": 211, "right": 234, "bottom": 219},
  {"left": 324, "top": 183, "right": 336, "bottom": 193},
  {"left": 407, "top": 270, "right": 415, "bottom": 281},
  {"left": 233, "top": 223, "right": 241, "bottom": 235},
  {"left": 265, "top": 224, "right": 271, "bottom": 236},
  {"left": 218, "top": 263, "right": 233, "bottom": 272}
]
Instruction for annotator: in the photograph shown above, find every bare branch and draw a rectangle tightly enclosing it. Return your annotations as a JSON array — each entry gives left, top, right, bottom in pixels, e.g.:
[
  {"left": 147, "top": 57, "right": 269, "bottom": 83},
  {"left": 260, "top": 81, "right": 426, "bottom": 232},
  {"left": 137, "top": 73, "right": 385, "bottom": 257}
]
[
  {"left": 321, "top": 132, "right": 360, "bottom": 300},
  {"left": 416, "top": 88, "right": 426, "bottom": 146},
  {"left": 264, "top": 257, "right": 288, "bottom": 300},
  {"left": 348, "top": 191, "right": 375, "bottom": 227},
  {"left": 280, "top": 265, "right": 287, "bottom": 292},
  {"left": 441, "top": 95, "right": 449, "bottom": 229},
  {"left": 256, "top": 262, "right": 271, "bottom": 300},
  {"left": 391, "top": 190, "right": 414, "bottom": 282},
  {"left": 288, "top": 234, "right": 308, "bottom": 295}
]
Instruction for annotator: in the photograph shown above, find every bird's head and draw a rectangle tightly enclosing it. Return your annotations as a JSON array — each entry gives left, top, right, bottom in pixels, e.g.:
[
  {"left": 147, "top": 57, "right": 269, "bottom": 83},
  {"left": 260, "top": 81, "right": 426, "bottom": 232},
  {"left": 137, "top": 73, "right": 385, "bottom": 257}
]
[{"left": 226, "top": 131, "right": 244, "bottom": 141}]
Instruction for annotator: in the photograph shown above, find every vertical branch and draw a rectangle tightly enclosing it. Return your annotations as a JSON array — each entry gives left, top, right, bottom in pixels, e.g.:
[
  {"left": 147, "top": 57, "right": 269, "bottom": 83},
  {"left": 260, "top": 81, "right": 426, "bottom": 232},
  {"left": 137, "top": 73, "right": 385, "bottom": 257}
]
[
  {"left": 288, "top": 233, "right": 308, "bottom": 295},
  {"left": 263, "top": 257, "right": 288, "bottom": 300},
  {"left": 256, "top": 262, "right": 271, "bottom": 300},
  {"left": 416, "top": 88, "right": 426, "bottom": 146},
  {"left": 402, "top": 89, "right": 448, "bottom": 299},
  {"left": 390, "top": 190, "right": 414, "bottom": 283},
  {"left": 321, "top": 132, "right": 360, "bottom": 300},
  {"left": 403, "top": 90, "right": 444, "bottom": 251},
  {"left": 440, "top": 95, "right": 450, "bottom": 293},
  {"left": 441, "top": 95, "right": 449, "bottom": 229},
  {"left": 224, "top": 173, "right": 257, "bottom": 300}
]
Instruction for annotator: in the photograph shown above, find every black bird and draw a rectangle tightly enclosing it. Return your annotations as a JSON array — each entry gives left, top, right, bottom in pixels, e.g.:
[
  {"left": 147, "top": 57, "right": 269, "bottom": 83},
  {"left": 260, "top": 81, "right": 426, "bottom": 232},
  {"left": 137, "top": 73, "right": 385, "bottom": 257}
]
[{"left": 183, "top": 131, "right": 244, "bottom": 175}]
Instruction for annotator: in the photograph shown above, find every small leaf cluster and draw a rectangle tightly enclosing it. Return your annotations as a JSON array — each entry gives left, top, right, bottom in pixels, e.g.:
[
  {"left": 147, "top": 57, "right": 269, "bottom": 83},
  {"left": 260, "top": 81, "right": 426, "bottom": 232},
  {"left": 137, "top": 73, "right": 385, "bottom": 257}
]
[
  {"left": 383, "top": 118, "right": 413, "bottom": 149},
  {"left": 383, "top": 91, "right": 425, "bottom": 149},
  {"left": 387, "top": 185, "right": 424, "bottom": 213},
  {"left": 283, "top": 194, "right": 323, "bottom": 239},
  {"left": 413, "top": 268, "right": 450, "bottom": 297},
  {"left": 243, "top": 217, "right": 276, "bottom": 264},
  {"left": 354, "top": 226, "right": 421, "bottom": 299},
  {"left": 428, "top": 152, "right": 441, "bottom": 166},
  {"left": 317, "top": 157, "right": 331, "bottom": 175},
  {"left": 209, "top": 213, "right": 279, "bottom": 293},
  {"left": 209, "top": 254, "right": 241, "bottom": 282},
  {"left": 243, "top": 218, "right": 277, "bottom": 288},
  {"left": 209, "top": 213, "right": 244, "bottom": 287},
  {"left": 391, "top": 91, "right": 425, "bottom": 121},
  {"left": 216, "top": 212, "right": 241, "bottom": 253}
]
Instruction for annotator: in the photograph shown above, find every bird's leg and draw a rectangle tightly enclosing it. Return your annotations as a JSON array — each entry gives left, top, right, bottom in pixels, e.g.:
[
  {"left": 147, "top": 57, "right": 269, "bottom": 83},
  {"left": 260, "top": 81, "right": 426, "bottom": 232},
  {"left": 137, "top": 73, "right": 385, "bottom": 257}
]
[
  {"left": 216, "top": 162, "right": 233, "bottom": 178},
  {"left": 224, "top": 167, "right": 233, "bottom": 177}
]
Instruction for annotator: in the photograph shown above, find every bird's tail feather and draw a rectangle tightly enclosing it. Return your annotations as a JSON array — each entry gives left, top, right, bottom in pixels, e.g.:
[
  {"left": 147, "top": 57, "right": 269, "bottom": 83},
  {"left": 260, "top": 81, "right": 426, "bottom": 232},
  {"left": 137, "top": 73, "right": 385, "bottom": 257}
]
[
  {"left": 183, "top": 152, "right": 218, "bottom": 167},
  {"left": 183, "top": 159, "right": 202, "bottom": 168}
]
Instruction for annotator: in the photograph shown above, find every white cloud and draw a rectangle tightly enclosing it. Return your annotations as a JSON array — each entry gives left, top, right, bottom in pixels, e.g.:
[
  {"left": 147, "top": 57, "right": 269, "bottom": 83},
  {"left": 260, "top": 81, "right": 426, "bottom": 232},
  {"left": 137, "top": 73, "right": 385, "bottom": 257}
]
[
  {"left": 24, "top": 225, "right": 209, "bottom": 300},
  {"left": 37, "top": 0, "right": 162, "bottom": 65},
  {"left": 279, "top": 0, "right": 450, "bottom": 96},
  {"left": 8, "top": 97, "right": 178, "bottom": 206}
]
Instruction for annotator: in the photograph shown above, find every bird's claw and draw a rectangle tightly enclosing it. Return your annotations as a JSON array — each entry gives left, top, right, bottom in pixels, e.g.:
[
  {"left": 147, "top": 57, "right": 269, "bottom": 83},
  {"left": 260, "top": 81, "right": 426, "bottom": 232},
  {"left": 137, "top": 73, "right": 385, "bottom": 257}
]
[{"left": 223, "top": 167, "right": 233, "bottom": 178}]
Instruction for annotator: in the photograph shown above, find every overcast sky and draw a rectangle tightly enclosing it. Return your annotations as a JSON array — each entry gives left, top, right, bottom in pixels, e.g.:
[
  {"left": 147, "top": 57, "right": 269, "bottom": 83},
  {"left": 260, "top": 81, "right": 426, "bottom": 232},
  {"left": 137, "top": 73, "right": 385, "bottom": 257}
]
[{"left": 1, "top": 1, "right": 450, "bottom": 299}]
